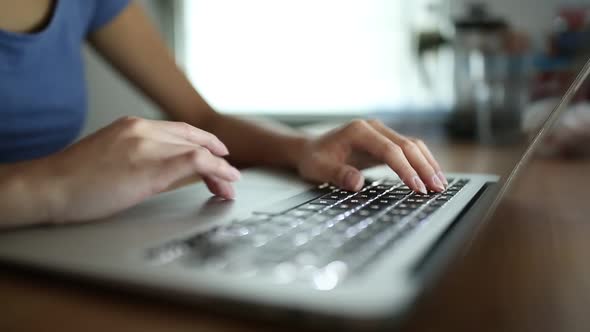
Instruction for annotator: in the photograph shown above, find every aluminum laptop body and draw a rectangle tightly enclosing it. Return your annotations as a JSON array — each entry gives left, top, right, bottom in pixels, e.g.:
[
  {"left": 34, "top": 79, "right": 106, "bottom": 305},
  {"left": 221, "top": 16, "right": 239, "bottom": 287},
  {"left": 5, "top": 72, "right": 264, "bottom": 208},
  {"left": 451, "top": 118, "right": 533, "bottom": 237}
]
[{"left": 1, "top": 59, "right": 589, "bottom": 330}]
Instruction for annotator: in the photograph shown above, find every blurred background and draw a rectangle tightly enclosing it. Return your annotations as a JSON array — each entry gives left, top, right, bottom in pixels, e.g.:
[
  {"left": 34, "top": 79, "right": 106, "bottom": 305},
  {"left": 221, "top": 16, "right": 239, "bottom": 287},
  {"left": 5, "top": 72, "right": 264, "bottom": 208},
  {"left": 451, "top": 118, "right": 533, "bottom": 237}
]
[{"left": 82, "top": 0, "right": 590, "bottom": 150}]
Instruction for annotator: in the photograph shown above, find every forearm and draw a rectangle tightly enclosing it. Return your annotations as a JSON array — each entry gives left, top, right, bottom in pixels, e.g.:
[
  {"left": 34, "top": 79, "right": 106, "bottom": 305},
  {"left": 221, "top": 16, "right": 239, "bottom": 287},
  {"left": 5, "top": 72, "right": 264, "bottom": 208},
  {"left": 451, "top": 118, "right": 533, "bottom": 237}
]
[
  {"left": 199, "top": 113, "right": 309, "bottom": 169},
  {"left": 0, "top": 161, "right": 57, "bottom": 229},
  {"left": 88, "top": 2, "right": 310, "bottom": 170}
]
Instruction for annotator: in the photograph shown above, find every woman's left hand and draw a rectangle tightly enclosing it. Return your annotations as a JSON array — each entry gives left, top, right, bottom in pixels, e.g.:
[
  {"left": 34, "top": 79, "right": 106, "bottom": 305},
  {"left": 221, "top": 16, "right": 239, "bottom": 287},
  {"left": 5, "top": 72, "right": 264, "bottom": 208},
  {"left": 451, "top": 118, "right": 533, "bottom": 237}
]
[{"left": 296, "top": 119, "right": 447, "bottom": 193}]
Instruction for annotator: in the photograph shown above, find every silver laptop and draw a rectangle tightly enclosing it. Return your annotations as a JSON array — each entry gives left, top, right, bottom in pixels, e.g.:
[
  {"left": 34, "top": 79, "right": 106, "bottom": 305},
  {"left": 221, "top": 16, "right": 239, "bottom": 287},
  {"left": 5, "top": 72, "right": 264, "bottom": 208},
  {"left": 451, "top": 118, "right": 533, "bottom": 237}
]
[{"left": 1, "top": 59, "right": 589, "bottom": 330}]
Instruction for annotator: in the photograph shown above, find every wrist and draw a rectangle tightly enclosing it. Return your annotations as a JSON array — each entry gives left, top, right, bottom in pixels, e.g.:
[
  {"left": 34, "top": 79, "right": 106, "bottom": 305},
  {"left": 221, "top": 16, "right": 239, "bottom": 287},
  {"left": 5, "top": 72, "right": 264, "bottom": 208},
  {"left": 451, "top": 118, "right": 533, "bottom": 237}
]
[
  {"left": 283, "top": 135, "right": 310, "bottom": 170},
  {"left": 24, "top": 157, "right": 68, "bottom": 225},
  {"left": 0, "top": 160, "right": 62, "bottom": 227}
]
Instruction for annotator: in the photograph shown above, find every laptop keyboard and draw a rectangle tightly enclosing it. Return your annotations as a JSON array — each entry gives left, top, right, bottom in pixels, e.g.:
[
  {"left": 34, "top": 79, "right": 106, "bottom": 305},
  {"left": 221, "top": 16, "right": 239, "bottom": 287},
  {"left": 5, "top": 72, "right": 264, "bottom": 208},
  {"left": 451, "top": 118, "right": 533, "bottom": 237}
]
[{"left": 148, "top": 177, "right": 470, "bottom": 290}]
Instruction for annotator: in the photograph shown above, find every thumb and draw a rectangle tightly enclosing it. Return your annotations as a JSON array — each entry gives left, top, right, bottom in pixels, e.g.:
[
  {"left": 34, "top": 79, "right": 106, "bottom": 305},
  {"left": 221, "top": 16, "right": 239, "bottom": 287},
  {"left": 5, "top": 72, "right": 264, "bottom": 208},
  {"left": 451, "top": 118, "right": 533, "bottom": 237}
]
[{"left": 305, "top": 157, "right": 364, "bottom": 192}]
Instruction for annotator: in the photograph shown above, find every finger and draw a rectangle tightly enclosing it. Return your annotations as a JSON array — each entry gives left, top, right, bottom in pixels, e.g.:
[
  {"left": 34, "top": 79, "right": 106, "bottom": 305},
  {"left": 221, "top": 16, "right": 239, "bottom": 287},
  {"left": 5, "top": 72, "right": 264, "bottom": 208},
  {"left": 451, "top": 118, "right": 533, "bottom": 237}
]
[
  {"left": 137, "top": 141, "right": 212, "bottom": 161},
  {"left": 302, "top": 156, "right": 364, "bottom": 192},
  {"left": 189, "top": 148, "right": 241, "bottom": 182},
  {"left": 410, "top": 137, "right": 448, "bottom": 187},
  {"left": 156, "top": 148, "right": 240, "bottom": 193},
  {"left": 343, "top": 121, "right": 428, "bottom": 194},
  {"left": 204, "top": 176, "right": 236, "bottom": 200},
  {"left": 367, "top": 121, "right": 445, "bottom": 192},
  {"left": 146, "top": 120, "right": 229, "bottom": 156},
  {"left": 150, "top": 152, "right": 201, "bottom": 194}
]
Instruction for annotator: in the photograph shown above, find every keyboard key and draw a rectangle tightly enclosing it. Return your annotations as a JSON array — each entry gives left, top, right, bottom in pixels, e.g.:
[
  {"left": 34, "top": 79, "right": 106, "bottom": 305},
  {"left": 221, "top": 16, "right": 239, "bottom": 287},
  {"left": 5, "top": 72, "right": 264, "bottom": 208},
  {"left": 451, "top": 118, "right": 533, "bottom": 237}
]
[
  {"left": 312, "top": 199, "right": 337, "bottom": 206},
  {"left": 391, "top": 189, "right": 412, "bottom": 195},
  {"left": 337, "top": 189, "right": 357, "bottom": 195},
  {"left": 315, "top": 233, "right": 347, "bottom": 250},
  {"left": 375, "top": 199, "right": 394, "bottom": 205},
  {"left": 286, "top": 209, "right": 313, "bottom": 218},
  {"left": 374, "top": 185, "right": 393, "bottom": 191},
  {"left": 239, "top": 214, "right": 272, "bottom": 226},
  {"left": 389, "top": 208, "right": 411, "bottom": 216},
  {"left": 323, "top": 190, "right": 354, "bottom": 200},
  {"left": 356, "top": 193, "right": 372, "bottom": 200},
  {"left": 397, "top": 203, "right": 420, "bottom": 210},
  {"left": 251, "top": 234, "right": 271, "bottom": 247},
  {"left": 272, "top": 262, "right": 298, "bottom": 283},
  {"left": 273, "top": 216, "right": 302, "bottom": 228},
  {"left": 322, "top": 209, "right": 343, "bottom": 217},
  {"left": 380, "top": 179, "right": 401, "bottom": 186},
  {"left": 300, "top": 204, "right": 325, "bottom": 212},
  {"left": 383, "top": 194, "right": 405, "bottom": 200},
  {"left": 357, "top": 209, "right": 379, "bottom": 218},
  {"left": 294, "top": 251, "right": 320, "bottom": 266},
  {"left": 215, "top": 225, "right": 250, "bottom": 239},
  {"left": 347, "top": 196, "right": 368, "bottom": 203},
  {"left": 163, "top": 176, "right": 467, "bottom": 289},
  {"left": 412, "top": 192, "right": 437, "bottom": 199},
  {"left": 367, "top": 204, "right": 384, "bottom": 211},
  {"left": 376, "top": 214, "right": 404, "bottom": 224},
  {"left": 333, "top": 203, "right": 353, "bottom": 211},
  {"left": 364, "top": 189, "right": 385, "bottom": 197},
  {"left": 345, "top": 226, "right": 363, "bottom": 239},
  {"left": 430, "top": 200, "right": 446, "bottom": 208},
  {"left": 341, "top": 214, "right": 365, "bottom": 225},
  {"left": 332, "top": 221, "right": 350, "bottom": 232},
  {"left": 306, "top": 214, "right": 332, "bottom": 224},
  {"left": 293, "top": 233, "right": 311, "bottom": 246}
]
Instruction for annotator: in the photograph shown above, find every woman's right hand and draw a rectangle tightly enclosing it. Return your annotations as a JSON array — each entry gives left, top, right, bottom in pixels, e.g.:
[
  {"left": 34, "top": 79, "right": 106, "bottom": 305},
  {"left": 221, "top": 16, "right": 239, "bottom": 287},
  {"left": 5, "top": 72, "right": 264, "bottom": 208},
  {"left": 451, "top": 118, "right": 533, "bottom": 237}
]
[{"left": 40, "top": 116, "right": 240, "bottom": 224}]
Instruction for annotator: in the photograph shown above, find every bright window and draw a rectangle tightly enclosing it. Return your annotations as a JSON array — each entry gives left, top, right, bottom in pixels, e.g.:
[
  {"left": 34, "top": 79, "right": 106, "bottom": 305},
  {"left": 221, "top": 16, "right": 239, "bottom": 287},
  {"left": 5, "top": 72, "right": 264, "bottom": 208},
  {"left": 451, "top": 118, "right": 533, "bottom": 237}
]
[{"left": 179, "top": 0, "right": 449, "bottom": 115}]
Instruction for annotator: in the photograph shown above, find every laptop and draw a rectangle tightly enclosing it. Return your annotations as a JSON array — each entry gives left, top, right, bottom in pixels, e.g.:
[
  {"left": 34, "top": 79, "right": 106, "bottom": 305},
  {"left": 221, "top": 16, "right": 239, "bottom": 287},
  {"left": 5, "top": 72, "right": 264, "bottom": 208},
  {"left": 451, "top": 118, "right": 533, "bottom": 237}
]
[{"left": 1, "top": 59, "right": 589, "bottom": 330}]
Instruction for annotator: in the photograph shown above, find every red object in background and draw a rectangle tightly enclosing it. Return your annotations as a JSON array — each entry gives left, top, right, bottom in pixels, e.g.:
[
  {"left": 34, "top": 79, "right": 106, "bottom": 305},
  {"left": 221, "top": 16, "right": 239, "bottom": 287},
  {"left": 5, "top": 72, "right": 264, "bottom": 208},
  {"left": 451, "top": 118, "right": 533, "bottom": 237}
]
[
  {"left": 558, "top": 7, "right": 590, "bottom": 31},
  {"left": 532, "top": 69, "right": 590, "bottom": 102},
  {"left": 531, "top": 5, "right": 590, "bottom": 103}
]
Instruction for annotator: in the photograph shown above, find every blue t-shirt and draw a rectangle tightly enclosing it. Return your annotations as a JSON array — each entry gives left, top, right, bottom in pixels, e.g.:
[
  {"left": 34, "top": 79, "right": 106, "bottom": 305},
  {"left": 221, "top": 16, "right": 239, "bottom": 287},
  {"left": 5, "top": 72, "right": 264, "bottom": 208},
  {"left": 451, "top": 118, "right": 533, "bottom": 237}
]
[{"left": 0, "top": 0, "right": 129, "bottom": 163}]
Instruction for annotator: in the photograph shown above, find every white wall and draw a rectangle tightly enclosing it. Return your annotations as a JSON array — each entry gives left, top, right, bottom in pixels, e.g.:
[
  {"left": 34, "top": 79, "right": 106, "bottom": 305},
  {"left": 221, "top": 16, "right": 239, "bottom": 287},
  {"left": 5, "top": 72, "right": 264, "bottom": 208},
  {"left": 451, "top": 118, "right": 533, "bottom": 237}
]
[
  {"left": 82, "top": 0, "right": 576, "bottom": 136},
  {"left": 81, "top": 0, "right": 164, "bottom": 137}
]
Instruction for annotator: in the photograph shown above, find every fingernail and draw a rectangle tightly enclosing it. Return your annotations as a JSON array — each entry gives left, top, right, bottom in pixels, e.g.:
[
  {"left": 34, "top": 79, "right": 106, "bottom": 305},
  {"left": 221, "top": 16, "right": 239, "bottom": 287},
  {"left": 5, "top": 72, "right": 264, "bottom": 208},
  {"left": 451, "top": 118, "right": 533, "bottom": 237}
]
[
  {"left": 219, "top": 144, "right": 230, "bottom": 156},
  {"left": 230, "top": 167, "right": 241, "bottom": 180},
  {"left": 213, "top": 139, "right": 229, "bottom": 156},
  {"left": 412, "top": 176, "right": 427, "bottom": 194},
  {"left": 223, "top": 185, "right": 236, "bottom": 200},
  {"left": 344, "top": 170, "right": 362, "bottom": 191},
  {"left": 431, "top": 174, "right": 445, "bottom": 192},
  {"left": 437, "top": 171, "right": 448, "bottom": 187}
]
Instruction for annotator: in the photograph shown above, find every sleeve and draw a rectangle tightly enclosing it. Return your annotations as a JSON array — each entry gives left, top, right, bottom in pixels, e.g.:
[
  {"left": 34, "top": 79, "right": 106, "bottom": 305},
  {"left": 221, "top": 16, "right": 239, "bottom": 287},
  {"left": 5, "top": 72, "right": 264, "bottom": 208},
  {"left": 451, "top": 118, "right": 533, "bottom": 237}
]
[{"left": 87, "top": 0, "right": 131, "bottom": 33}]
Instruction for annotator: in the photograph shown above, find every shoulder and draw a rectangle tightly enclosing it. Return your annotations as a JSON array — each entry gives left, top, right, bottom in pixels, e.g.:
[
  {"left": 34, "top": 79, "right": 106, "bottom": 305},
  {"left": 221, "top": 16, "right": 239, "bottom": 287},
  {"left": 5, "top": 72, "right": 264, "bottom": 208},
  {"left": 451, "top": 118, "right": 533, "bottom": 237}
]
[{"left": 66, "top": 0, "right": 131, "bottom": 34}]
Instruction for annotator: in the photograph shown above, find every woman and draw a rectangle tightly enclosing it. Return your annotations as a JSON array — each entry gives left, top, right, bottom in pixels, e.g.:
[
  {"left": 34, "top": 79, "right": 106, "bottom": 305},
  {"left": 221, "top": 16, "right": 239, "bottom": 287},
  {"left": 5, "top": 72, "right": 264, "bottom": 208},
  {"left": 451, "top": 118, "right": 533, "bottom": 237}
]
[{"left": 0, "top": 0, "right": 447, "bottom": 228}]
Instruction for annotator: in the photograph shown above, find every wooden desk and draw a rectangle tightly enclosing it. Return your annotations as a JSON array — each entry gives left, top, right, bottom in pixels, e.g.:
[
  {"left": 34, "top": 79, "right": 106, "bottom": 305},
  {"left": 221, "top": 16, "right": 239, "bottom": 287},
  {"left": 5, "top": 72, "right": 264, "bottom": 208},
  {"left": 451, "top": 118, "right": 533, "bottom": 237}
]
[{"left": 1, "top": 139, "right": 590, "bottom": 332}]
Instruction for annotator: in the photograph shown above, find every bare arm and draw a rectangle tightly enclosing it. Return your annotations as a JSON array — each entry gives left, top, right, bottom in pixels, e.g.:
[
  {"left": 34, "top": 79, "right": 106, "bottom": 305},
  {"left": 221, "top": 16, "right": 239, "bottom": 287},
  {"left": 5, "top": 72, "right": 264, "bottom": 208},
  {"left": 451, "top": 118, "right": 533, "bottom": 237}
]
[
  {"left": 0, "top": 117, "right": 240, "bottom": 228},
  {"left": 0, "top": 161, "right": 55, "bottom": 229},
  {"left": 0, "top": 1, "right": 448, "bottom": 229},
  {"left": 88, "top": 1, "right": 447, "bottom": 193},
  {"left": 87, "top": 2, "right": 306, "bottom": 170}
]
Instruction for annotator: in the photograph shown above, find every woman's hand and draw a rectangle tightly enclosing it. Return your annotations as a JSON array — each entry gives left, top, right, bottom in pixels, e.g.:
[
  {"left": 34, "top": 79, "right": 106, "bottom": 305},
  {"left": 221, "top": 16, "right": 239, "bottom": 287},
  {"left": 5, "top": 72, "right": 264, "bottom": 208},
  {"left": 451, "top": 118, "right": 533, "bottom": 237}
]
[
  {"left": 84, "top": 4, "right": 445, "bottom": 197},
  {"left": 43, "top": 116, "right": 240, "bottom": 224},
  {"left": 296, "top": 120, "right": 447, "bottom": 193}
]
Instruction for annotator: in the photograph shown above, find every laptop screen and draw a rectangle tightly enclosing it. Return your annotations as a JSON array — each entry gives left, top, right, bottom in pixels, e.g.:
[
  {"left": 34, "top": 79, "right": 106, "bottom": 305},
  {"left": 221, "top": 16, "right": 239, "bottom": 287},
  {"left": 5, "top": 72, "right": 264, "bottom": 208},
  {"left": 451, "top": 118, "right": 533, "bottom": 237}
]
[{"left": 480, "top": 57, "right": 590, "bottom": 224}]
